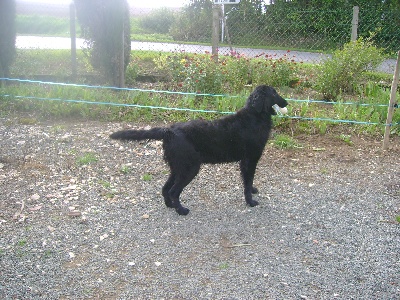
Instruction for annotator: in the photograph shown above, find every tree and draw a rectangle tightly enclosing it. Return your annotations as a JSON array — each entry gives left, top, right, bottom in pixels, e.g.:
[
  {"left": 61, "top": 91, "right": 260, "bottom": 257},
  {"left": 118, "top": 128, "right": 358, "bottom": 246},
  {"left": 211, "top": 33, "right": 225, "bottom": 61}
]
[
  {"left": 170, "top": 0, "right": 213, "bottom": 42},
  {"left": 0, "top": 0, "right": 16, "bottom": 83},
  {"left": 74, "top": 0, "right": 131, "bottom": 86}
]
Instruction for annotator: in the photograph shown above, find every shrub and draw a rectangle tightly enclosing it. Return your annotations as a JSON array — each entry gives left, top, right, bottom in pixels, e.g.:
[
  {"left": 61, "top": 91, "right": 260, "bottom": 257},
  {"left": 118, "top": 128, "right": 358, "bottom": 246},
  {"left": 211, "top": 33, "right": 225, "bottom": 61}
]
[
  {"left": 315, "top": 36, "right": 385, "bottom": 100},
  {"left": 155, "top": 52, "right": 225, "bottom": 94},
  {"left": 251, "top": 51, "right": 298, "bottom": 87},
  {"left": 155, "top": 51, "right": 298, "bottom": 94}
]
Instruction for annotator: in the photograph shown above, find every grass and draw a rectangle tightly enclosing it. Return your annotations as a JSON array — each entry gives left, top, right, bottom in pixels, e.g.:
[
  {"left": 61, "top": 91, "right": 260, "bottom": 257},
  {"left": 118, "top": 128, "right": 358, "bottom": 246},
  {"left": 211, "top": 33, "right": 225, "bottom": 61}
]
[
  {"left": 76, "top": 153, "right": 98, "bottom": 166},
  {"left": 142, "top": 174, "right": 152, "bottom": 181},
  {"left": 17, "top": 15, "right": 75, "bottom": 37},
  {"left": 338, "top": 134, "right": 353, "bottom": 146},
  {"left": 272, "top": 134, "right": 302, "bottom": 149},
  {"left": 2, "top": 48, "right": 399, "bottom": 136},
  {"left": 120, "top": 165, "right": 131, "bottom": 174}
]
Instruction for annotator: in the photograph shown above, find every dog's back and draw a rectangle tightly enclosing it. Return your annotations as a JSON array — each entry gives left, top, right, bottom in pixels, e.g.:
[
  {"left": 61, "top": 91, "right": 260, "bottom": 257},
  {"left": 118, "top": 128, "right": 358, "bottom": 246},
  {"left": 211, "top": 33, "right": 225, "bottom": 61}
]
[{"left": 166, "top": 108, "right": 272, "bottom": 164}]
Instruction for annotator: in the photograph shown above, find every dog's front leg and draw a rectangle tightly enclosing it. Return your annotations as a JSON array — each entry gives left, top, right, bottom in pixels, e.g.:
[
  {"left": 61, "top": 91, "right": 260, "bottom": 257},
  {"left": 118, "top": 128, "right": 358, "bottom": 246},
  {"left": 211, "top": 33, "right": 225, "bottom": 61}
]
[{"left": 240, "top": 158, "right": 259, "bottom": 207}]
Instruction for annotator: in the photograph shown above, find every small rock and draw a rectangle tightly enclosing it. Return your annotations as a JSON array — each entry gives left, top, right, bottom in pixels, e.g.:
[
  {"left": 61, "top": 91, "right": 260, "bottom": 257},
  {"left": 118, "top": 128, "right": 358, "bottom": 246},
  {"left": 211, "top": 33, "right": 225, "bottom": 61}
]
[
  {"left": 31, "top": 194, "right": 40, "bottom": 201},
  {"left": 68, "top": 210, "right": 82, "bottom": 217},
  {"left": 100, "top": 233, "right": 109, "bottom": 241}
]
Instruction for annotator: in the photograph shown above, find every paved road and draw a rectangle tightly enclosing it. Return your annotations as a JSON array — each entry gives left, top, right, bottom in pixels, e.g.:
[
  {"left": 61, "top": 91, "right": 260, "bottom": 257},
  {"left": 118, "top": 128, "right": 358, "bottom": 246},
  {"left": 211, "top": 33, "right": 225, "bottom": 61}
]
[{"left": 16, "top": 35, "right": 396, "bottom": 73}]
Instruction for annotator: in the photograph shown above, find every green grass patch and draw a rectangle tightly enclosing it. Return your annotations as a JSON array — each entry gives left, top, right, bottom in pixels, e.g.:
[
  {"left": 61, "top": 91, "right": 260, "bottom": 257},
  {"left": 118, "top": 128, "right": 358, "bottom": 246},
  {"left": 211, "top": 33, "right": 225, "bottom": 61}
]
[
  {"left": 142, "top": 174, "right": 152, "bottom": 181},
  {"left": 76, "top": 153, "right": 98, "bottom": 166}
]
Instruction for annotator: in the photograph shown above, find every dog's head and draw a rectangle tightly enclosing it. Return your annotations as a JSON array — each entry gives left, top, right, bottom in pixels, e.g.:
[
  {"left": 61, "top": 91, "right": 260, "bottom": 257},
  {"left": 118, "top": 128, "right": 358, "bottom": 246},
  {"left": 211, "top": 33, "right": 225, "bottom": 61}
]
[{"left": 245, "top": 85, "right": 288, "bottom": 115}]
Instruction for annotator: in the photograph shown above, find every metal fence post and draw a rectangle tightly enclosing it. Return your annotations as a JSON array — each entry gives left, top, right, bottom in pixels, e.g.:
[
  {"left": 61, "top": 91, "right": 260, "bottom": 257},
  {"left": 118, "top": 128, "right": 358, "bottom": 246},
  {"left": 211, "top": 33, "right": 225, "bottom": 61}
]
[{"left": 351, "top": 6, "right": 359, "bottom": 41}]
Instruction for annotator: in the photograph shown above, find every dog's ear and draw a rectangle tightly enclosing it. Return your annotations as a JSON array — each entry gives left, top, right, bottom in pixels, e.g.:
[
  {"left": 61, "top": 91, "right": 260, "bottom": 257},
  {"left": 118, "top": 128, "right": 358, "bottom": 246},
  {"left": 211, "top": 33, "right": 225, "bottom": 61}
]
[{"left": 246, "top": 86, "right": 265, "bottom": 113}]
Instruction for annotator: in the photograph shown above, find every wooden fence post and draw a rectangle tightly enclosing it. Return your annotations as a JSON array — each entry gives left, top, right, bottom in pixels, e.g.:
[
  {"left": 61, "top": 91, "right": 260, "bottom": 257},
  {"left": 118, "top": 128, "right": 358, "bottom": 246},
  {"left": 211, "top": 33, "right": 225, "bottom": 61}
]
[
  {"left": 383, "top": 50, "right": 400, "bottom": 150},
  {"left": 119, "top": 26, "right": 125, "bottom": 88},
  {"left": 212, "top": 4, "right": 220, "bottom": 62},
  {"left": 69, "top": 2, "right": 77, "bottom": 81},
  {"left": 351, "top": 6, "right": 359, "bottom": 42}
]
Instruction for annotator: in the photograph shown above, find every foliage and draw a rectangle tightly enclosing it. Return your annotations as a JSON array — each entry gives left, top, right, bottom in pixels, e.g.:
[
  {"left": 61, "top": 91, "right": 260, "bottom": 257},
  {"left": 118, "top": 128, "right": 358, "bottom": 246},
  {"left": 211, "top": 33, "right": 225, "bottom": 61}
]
[
  {"left": 74, "top": 0, "right": 131, "bottom": 86},
  {"left": 125, "top": 59, "right": 141, "bottom": 85},
  {"left": 154, "top": 50, "right": 298, "bottom": 94},
  {"left": 0, "top": 0, "right": 16, "bottom": 80},
  {"left": 251, "top": 51, "right": 298, "bottom": 88},
  {"left": 272, "top": 134, "right": 302, "bottom": 149},
  {"left": 139, "top": 8, "right": 176, "bottom": 34},
  {"left": 76, "top": 152, "right": 98, "bottom": 166},
  {"left": 315, "top": 36, "right": 385, "bottom": 100},
  {"left": 169, "top": 0, "right": 212, "bottom": 43}
]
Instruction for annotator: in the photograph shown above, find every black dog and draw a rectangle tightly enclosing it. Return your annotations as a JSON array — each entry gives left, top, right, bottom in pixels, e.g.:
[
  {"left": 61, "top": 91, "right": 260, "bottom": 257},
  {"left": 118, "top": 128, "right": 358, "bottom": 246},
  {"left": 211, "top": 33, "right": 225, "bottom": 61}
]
[{"left": 110, "top": 85, "right": 288, "bottom": 215}]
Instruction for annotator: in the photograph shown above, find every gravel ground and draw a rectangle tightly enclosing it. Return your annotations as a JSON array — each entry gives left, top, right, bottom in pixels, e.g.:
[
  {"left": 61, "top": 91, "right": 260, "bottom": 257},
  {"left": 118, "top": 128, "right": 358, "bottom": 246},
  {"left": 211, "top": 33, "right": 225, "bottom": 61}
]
[{"left": 0, "top": 116, "right": 399, "bottom": 300}]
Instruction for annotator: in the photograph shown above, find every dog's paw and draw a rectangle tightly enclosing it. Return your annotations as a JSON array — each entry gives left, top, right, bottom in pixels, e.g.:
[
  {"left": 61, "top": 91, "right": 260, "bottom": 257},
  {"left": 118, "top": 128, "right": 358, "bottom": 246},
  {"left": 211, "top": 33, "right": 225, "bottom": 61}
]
[
  {"left": 247, "top": 200, "right": 259, "bottom": 207},
  {"left": 251, "top": 187, "right": 258, "bottom": 194},
  {"left": 176, "top": 206, "right": 190, "bottom": 216}
]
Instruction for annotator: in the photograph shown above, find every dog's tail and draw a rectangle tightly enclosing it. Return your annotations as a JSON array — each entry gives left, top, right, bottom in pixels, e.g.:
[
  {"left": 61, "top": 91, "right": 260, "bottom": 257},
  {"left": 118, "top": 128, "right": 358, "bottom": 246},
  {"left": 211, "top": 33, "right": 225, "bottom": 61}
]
[{"left": 109, "top": 127, "right": 166, "bottom": 141}]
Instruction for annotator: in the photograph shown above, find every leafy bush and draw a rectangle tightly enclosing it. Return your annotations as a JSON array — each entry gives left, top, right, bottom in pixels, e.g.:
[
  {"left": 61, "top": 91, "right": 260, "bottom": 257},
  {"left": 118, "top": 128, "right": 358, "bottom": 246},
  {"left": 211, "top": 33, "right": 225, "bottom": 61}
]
[
  {"left": 155, "top": 52, "right": 225, "bottom": 94},
  {"left": 154, "top": 51, "right": 298, "bottom": 94},
  {"left": 125, "top": 60, "right": 140, "bottom": 85},
  {"left": 251, "top": 51, "right": 298, "bottom": 88},
  {"left": 315, "top": 36, "right": 385, "bottom": 100}
]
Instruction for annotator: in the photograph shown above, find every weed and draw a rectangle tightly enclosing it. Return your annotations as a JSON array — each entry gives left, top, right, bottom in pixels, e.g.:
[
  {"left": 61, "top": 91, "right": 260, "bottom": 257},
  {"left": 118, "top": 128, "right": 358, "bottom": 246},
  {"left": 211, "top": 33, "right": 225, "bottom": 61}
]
[
  {"left": 219, "top": 262, "right": 229, "bottom": 270},
  {"left": 338, "top": 134, "right": 353, "bottom": 146},
  {"left": 272, "top": 134, "right": 302, "bottom": 149},
  {"left": 43, "top": 249, "right": 55, "bottom": 258},
  {"left": 98, "top": 180, "right": 111, "bottom": 189},
  {"left": 120, "top": 165, "right": 131, "bottom": 174},
  {"left": 17, "top": 239, "right": 27, "bottom": 247},
  {"left": 18, "top": 117, "right": 37, "bottom": 125},
  {"left": 76, "top": 153, "right": 98, "bottom": 166},
  {"left": 51, "top": 125, "right": 65, "bottom": 133},
  {"left": 142, "top": 174, "right": 152, "bottom": 181},
  {"left": 396, "top": 215, "right": 400, "bottom": 223}
]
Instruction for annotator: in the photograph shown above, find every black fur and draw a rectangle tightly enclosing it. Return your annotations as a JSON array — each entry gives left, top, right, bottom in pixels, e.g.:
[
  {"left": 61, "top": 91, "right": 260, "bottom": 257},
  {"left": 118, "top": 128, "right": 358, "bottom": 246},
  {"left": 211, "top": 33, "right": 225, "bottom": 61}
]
[{"left": 110, "top": 85, "right": 288, "bottom": 215}]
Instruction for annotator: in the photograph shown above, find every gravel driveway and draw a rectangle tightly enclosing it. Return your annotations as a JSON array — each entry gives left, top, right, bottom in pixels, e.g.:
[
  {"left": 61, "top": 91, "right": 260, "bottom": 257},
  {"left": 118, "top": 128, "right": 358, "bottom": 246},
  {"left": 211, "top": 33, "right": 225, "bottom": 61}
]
[{"left": 0, "top": 116, "right": 399, "bottom": 299}]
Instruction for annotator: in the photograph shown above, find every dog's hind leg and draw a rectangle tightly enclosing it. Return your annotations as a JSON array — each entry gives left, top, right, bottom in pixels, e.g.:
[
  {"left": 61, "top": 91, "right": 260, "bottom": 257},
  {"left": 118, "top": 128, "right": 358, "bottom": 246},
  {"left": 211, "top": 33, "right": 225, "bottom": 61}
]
[
  {"left": 240, "top": 158, "right": 259, "bottom": 207},
  {"left": 162, "top": 173, "right": 176, "bottom": 208}
]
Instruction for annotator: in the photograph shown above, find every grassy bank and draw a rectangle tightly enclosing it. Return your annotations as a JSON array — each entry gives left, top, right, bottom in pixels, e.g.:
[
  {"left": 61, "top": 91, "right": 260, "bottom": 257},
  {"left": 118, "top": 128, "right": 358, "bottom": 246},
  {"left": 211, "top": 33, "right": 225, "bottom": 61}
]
[{"left": 1, "top": 48, "right": 399, "bottom": 138}]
